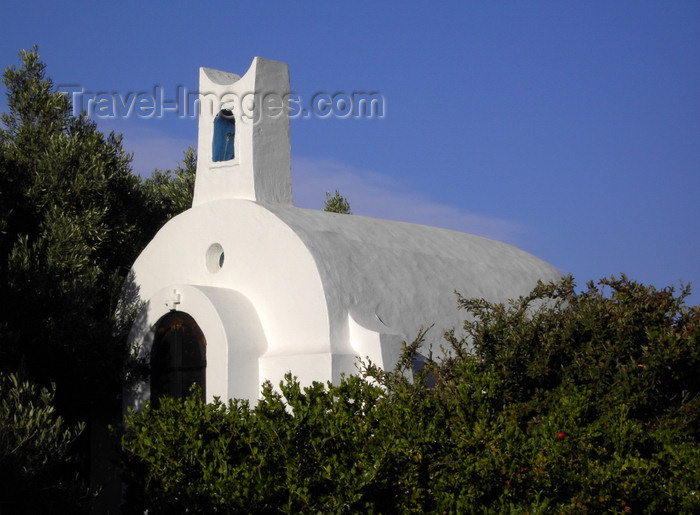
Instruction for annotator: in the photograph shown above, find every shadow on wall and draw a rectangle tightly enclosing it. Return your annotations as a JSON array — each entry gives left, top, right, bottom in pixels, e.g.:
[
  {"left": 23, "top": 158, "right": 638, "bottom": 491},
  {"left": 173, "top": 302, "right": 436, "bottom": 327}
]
[{"left": 119, "top": 270, "right": 150, "bottom": 391}]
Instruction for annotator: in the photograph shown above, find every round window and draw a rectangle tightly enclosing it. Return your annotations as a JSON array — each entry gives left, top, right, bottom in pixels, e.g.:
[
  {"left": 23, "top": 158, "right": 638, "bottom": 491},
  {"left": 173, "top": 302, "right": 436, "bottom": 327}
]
[{"left": 206, "top": 243, "right": 225, "bottom": 273}]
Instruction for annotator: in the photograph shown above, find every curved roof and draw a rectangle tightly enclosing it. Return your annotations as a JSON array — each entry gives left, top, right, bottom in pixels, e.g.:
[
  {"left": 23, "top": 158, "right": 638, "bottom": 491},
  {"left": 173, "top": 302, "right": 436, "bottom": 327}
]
[
  {"left": 129, "top": 198, "right": 560, "bottom": 351},
  {"left": 264, "top": 204, "right": 561, "bottom": 340}
]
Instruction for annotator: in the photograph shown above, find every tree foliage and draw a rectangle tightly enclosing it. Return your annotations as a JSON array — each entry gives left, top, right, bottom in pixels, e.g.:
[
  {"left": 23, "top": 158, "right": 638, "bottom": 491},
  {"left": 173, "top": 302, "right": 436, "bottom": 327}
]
[
  {"left": 0, "top": 47, "right": 152, "bottom": 419},
  {"left": 121, "top": 275, "right": 700, "bottom": 513},
  {"left": 323, "top": 190, "right": 352, "bottom": 214},
  {"left": 0, "top": 372, "right": 89, "bottom": 513},
  {"left": 0, "top": 47, "right": 194, "bottom": 414},
  {"left": 0, "top": 47, "right": 195, "bottom": 507},
  {"left": 140, "top": 146, "right": 197, "bottom": 227}
]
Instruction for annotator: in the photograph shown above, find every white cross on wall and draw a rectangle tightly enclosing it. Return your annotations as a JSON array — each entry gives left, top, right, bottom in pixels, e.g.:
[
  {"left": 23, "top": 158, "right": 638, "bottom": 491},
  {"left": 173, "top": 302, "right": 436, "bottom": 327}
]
[{"left": 165, "top": 289, "right": 181, "bottom": 311}]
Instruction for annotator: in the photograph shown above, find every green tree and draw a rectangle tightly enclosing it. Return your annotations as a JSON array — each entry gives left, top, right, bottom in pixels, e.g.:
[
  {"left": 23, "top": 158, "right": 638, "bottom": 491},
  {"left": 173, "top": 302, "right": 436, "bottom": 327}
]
[
  {"left": 323, "top": 189, "right": 352, "bottom": 214},
  {"left": 0, "top": 47, "right": 171, "bottom": 507},
  {"left": 0, "top": 47, "right": 148, "bottom": 417},
  {"left": 0, "top": 372, "right": 89, "bottom": 513},
  {"left": 121, "top": 275, "right": 700, "bottom": 513},
  {"left": 140, "top": 146, "right": 197, "bottom": 228}
]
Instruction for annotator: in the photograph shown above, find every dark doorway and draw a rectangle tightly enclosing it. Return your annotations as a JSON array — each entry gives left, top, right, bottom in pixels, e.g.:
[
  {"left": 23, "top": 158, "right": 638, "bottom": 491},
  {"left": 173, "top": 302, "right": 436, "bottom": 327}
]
[{"left": 151, "top": 311, "right": 206, "bottom": 407}]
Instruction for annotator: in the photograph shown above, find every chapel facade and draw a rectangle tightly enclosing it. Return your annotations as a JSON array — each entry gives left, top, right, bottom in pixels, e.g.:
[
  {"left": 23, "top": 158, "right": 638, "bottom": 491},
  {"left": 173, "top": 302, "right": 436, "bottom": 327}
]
[{"left": 124, "top": 57, "right": 561, "bottom": 410}]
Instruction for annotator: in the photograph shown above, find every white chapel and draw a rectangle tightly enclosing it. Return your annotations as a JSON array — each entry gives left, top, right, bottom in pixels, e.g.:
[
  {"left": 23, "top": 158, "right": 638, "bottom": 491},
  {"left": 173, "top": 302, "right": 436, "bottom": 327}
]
[{"left": 124, "top": 57, "right": 561, "bottom": 410}]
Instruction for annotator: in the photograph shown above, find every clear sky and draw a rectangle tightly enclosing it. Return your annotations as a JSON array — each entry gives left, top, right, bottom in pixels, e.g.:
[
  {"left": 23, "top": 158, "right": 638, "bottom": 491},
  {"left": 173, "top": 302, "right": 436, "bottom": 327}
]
[{"left": 2, "top": 1, "right": 699, "bottom": 304}]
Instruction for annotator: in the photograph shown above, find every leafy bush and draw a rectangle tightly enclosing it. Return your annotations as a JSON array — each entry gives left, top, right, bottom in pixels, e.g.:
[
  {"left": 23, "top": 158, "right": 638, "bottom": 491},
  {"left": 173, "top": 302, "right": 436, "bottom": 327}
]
[
  {"left": 122, "top": 377, "right": 405, "bottom": 513},
  {"left": 121, "top": 276, "right": 700, "bottom": 513}
]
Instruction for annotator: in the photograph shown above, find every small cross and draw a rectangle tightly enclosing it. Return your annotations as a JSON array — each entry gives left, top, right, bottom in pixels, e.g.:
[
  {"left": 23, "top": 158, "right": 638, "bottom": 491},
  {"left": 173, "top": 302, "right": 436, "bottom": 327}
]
[{"left": 165, "top": 289, "right": 181, "bottom": 311}]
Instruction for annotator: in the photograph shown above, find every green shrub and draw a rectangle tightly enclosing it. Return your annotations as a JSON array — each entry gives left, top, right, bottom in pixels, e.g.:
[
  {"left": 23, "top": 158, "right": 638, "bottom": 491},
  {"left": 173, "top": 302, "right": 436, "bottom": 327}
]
[
  {"left": 121, "top": 276, "right": 700, "bottom": 513},
  {"left": 122, "top": 377, "right": 407, "bottom": 513}
]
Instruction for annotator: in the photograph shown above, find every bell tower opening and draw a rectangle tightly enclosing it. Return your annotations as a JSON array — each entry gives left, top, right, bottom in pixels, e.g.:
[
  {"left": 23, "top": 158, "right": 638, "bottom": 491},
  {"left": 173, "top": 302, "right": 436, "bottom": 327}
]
[
  {"left": 192, "top": 58, "right": 292, "bottom": 206},
  {"left": 212, "top": 108, "right": 235, "bottom": 162},
  {"left": 150, "top": 311, "right": 206, "bottom": 407}
]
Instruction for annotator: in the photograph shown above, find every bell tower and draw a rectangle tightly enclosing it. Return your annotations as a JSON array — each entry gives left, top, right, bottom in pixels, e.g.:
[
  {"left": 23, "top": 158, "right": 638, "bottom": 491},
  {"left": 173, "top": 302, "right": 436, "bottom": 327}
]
[{"left": 192, "top": 57, "right": 292, "bottom": 206}]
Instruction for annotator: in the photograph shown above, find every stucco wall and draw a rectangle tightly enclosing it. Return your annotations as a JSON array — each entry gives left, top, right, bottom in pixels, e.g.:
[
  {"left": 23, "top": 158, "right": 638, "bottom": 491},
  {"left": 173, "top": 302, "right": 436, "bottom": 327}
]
[{"left": 126, "top": 198, "right": 560, "bottom": 406}]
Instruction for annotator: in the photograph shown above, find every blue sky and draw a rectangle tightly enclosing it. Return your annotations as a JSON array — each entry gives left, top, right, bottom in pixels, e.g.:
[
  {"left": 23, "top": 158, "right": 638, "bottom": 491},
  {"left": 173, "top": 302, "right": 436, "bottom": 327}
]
[{"left": 2, "top": 1, "right": 699, "bottom": 303}]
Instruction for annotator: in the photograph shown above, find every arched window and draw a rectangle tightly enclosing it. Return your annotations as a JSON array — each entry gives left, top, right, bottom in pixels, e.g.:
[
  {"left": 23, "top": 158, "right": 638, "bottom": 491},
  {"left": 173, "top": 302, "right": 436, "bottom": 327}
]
[
  {"left": 151, "top": 312, "right": 206, "bottom": 407},
  {"left": 212, "top": 108, "right": 235, "bottom": 161}
]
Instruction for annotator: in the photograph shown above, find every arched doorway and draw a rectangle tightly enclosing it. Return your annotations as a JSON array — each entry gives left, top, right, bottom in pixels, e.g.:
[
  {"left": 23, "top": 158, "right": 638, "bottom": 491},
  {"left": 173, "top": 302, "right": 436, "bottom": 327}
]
[{"left": 151, "top": 311, "right": 206, "bottom": 407}]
